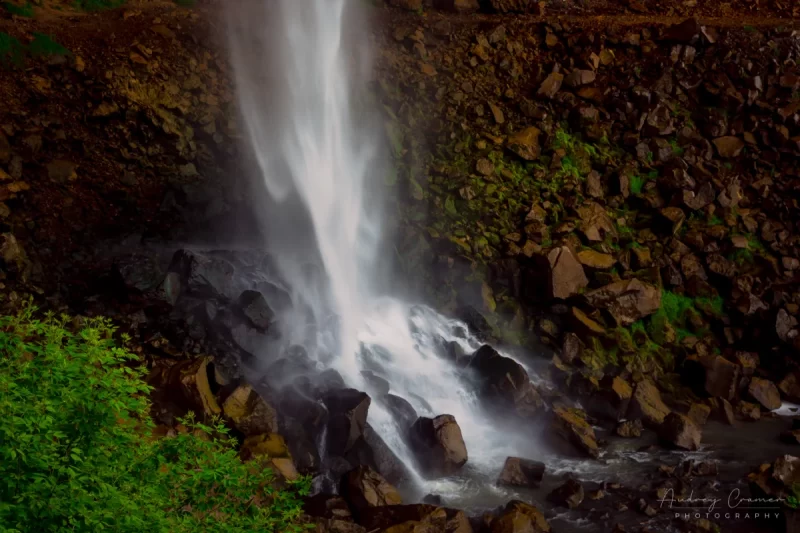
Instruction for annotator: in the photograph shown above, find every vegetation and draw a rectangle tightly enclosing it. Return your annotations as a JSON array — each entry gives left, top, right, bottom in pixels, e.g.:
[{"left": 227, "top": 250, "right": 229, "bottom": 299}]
[
  {"left": 2, "top": 1, "right": 34, "bottom": 17},
  {"left": 28, "top": 33, "right": 70, "bottom": 58},
  {"left": 0, "top": 32, "right": 24, "bottom": 66},
  {"left": 73, "top": 0, "right": 126, "bottom": 11},
  {"left": 0, "top": 32, "right": 68, "bottom": 67},
  {"left": 0, "top": 308, "right": 309, "bottom": 533}
]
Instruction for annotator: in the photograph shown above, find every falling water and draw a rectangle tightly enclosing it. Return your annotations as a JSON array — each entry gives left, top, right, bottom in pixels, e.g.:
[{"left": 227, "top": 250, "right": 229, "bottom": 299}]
[{"left": 226, "top": 0, "right": 540, "bottom": 506}]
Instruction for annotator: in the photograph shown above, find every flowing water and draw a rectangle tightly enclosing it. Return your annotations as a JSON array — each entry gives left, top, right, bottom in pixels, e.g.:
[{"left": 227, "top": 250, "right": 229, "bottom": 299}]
[{"left": 224, "top": 1, "right": 793, "bottom": 530}]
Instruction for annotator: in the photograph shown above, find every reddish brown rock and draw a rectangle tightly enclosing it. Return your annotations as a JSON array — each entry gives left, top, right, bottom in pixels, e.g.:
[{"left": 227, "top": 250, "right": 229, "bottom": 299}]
[
  {"left": 342, "top": 466, "right": 402, "bottom": 515},
  {"left": 748, "top": 377, "right": 782, "bottom": 411},
  {"left": 713, "top": 136, "right": 745, "bottom": 158},
  {"left": 547, "top": 246, "right": 588, "bottom": 300},
  {"left": 507, "top": 127, "right": 542, "bottom": 161},
  {"left": 547, "top": 479, "right": 584, "bottom": 509},
  {"left": 658, "top": 413, "right": 701, "bottom": 450},
  {"left": 584, "top": 279, "right": 661, "bottom": 326},
  {"left": 627, "top": 380, "right": 671, "bottom": 428},
  {"left": 779, "top": 372, "right": 800, "bottom": 403},
  {"left": 497, "top": 457, "right": 546, "bottom": 488},
  {"left": 408, "top": 415, "right": 468, "bottom": 477},
  {"left": 551, "top": 404, "right": 600, "bottom": 458}
]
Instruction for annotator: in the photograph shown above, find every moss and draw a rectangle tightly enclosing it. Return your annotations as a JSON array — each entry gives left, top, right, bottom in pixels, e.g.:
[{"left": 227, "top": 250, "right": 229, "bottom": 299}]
[
  {"left": 3, "top": 1, "right": 34, "bottom": 17},
  {"left": 0, "top": 32, "right": 24, "bottom": 66},
  {"left": 28, "top": 33, "right": 70, "bottom": 58}
]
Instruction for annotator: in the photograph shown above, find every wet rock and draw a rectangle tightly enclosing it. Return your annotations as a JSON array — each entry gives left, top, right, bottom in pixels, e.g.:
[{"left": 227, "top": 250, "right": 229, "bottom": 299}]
[
  {"left": 777, "top": 309, "right": 798, "bottom": 343},
  {"left": 279, "top": 416, "right": 320, "bottom": 472},
  {"left": 584, "top": 279, "right": 661, "bottom": 326},
  {"left": 151, "top": 357, "right": 221, "bottom": 416},
  {"left": 346, "top": 425, "right": 410, "bottom": 486},
  {"left": 590, "top": 375, "right": 633, "bottom": 422},
  {"left": 384, "top": 394, "right": 418, "bottom": 431},
  {"left": 497, "top": 456, "right": 546, "bottom": 488},
  {"left": 547, "top": 246, "right": 588, "bottom": 300},
  {"left": 551, "top": 404, "right": 599, "bottom": 458},
  {"left": 222, "top": 384, "right": 278, "bottom": 436},
  {"left": 358, "top": 504, "right": 446, "bottom": 532},
  {"left": 163, "top": 250, "right": 236, "bottom": 303},
  {"left": 491, "top": 501, "right": 551, "bottom": 533},
  {"left": 748, "top": 377, "right": 781, "bottom": 411},
  {"left": 240, "top": 433, "right": 289, "bottom": 461},
  {"left": 342, "top": 465, "right": 402, "bottom": 516},
  {"left": 659, "top": 413, "right": 701, "bottom": 450},
  {"left": 408, "top": 414, "right": 468, "bottom": 477},
  {"left": 709, "top": 398, "right": 737, "bottom": 426},
  {"left": 236, "top": 290, "right": 274, "bottom": 331},
  {"left": 616, "top": 419, "right": 643, "bottom": 438},
  {"left": 467, "top": 345, "right": 543, "bottom": 417},
  {"left": 548, "top": 479, "right": 584, "bottom": 509},
  {"left": 738, "top": 401, "right": 761, "bottom": 421},
  {"left": 507, "top": 127, "right": 542, "bottom": 161},
  {"left": 687, "top": 403, "right": 711, "bottom": 426},
  {"left": 627, "top": 380, "right": 670, "bottom": 428},
  {"left": 682, "top": 183, "right": 716, "bottom": 211},
  {"left": 561, "top": 332, "right": 584, "bottom": 364},
  {"left": 779, "top": 372, "right": 800, "bottom": 403},
  {"left": 271, "top": 457, "right": 300, "bottom": 480},
  {"left": 324, "top": 389, "right": 371, "bottom": 456},
  {"left": 684, "top": 355, "right": 740, "bottom": 401},
  {"left": 304, "top": 494, "right": 353, "bottom": 521},
  {"left": 713, "top": 136, "right": 745, "bottom": 158}
]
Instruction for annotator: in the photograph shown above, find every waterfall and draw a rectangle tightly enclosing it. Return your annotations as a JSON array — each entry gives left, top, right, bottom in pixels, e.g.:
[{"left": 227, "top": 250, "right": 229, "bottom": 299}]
[{"left": 226, "top": 0, "right": 536, "bottom": 505}]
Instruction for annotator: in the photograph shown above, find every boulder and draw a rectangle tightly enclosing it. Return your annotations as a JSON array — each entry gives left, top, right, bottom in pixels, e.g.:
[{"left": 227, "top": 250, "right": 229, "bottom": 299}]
[
  {"left": 467, "top": 345, "right": 543, "bottom": 417},
  {"left": 627, "top": 380, "right": 671, "bottom": 428},
  {"left": 384, "top": 394, "right": 419, "bottom": 431},
  {"left": 584, "top": 279, "right": 661, "bottom": 326},
  {"left": 236, "top": 290, "right": 274, "bottom": 331},
  {"left": 342, "top": 466, "right": 402, "bottom": 515},
  {"left": 304, "top": 494, "right": 353, "bottom": 520},
  {"left": 658, "top": 413, "right": 701, "bottom": 450},
  {"left": 433, "top": 0, "right": 480, "bottom": 12},
  {"left": 780, "top": 372, "right": 800, "bottom": 403},
  {"left": 684, "top": 355, "right": 741, "bottom": 401},
  {"left": 345, "top": 425, "right": 410, "bottom": 486},
  {"left": 240, "top": 433, "right": 289, "bottom": 461},
  {"left": 222, "top": 384, "right": 278, "bottom": 436},
  {"left": 713, "top": 136, "right": 745, "bottom": 158},
  {"left": 408, "top": 415, "right": 468, "bottom": 477},
  {"left": 497, "top": 457, "right": 546, "bottom": 488},
  {"left": 324, "top": 389, "right": 371, "bottom": 456},
  {"left": 547, "top": 246, "right": 588, "bottom": 299},
  {"left": 565, "top": 69, "right": 596, "bottom": 87},
  {"left": 687, "top": 403, "right": 711, "bottom": 426},
  {"left": 162, "top": 249, "right": 237, "bottom": 303},
  {"left": 537, "top": 72, "right": 564, "bottom": 99},
  {"left": 492, "top": 501, "right": 551, "bottom": 533},
  {"left": 358, "top": 504, "right": 446, "bottom": 532},
  {"left": 507, "top": 126, "right": 542, "bottom": 161},
  {"left": 151, "top": 356, "right": 221, "bottom": 416},
  {"left": 311, "top": 519, "right": 367, "bottom": 533},
  {"left": 748, "top": 377, "right": 781, "bottom": 411},
  {"left": 547, "top": 479, "right": 584, "bottom": 509},
  {"left": 589, "top": 375, "right": 632, "bottom": 422},
  {"left": 616, "top": 419, "right": 643, "bottom": 438},
  {"left": 551, "top": 405, "right": 599, "bottom": 458},
  {"left": 577, "top": 250, "right": 615, "bottom": 269}
]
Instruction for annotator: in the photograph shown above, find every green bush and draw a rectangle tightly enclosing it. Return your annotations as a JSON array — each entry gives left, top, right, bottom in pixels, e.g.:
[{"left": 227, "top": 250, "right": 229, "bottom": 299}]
[
  {"left": 2, "top": 1, "right": 34, "bottom": 17},
  {"left": 0, "top": 32, "right": 24, "bottom": 67},
  {"left": 0, "top": 308, "right": 309, "bottom": 533},
  {"left": 28, "top": 33, "right": 70, "bottom": 58},
  {"left": 73, "top": 0, "right": 126, "bottom": 11}
]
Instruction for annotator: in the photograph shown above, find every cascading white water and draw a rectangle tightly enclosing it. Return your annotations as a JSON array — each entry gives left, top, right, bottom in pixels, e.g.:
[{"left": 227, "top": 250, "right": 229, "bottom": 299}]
[{"left": 226, "top": 0, "right": 540, "bottom": 505}]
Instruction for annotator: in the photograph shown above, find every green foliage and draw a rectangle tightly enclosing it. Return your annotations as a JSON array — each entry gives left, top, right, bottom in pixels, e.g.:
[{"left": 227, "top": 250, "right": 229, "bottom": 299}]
[
  {"left": 0, "top": 32, "right": 24, "bottom": 66},
  {"left": 3, "top": 1, "right": 34, "bottom": 17},
  {"left": 73, "top": 0, "right": 126, "bottom": 11},
  {"left": 0, "top": 308, "right": 309, "bottom": 533},
  {"left": 28, "top": 33, "right": 70, "bottom": 58},
  {"left": 669, "top": 138, "right": 684, "bottom": 156},
  {"left": 629, "top": 175, "right": 645, "bottom": 195}
]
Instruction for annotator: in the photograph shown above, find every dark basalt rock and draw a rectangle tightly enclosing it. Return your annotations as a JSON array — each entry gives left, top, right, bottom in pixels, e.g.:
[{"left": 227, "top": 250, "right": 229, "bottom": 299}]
[
  {"left": 497, "top": 456, "right": 545, "bottom": 488},
  {"left": 324, "top": 389, "right": 371, "bottom": 457},
  {"left": 408, "top": 414, "right": 468, "bottom": 477}
]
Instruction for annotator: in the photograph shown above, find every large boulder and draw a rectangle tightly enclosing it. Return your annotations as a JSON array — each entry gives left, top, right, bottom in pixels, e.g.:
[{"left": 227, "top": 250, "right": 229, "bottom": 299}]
[
  {"left": 162, "top": 249, "right": 237, "bottom": 303},
  {"left": 684, "top": 355, "right": 740, "bottom": 401},
  {"left": 546, "top": 246, "right": 588, "bottom": 300},
  {"left": 658, "top": 413, "right": 701, "bottom": 450},
  {"left": 408, "top": 415, "right": 468, "bottom": 477},
  {"left": 551, "top": 405, "right": 599, "bottom": 458},
  {"left": 467, "top": 345, "right": 543, "bottom": 418},
  {"left": 748, "top": 377, "right": 782, "bottom": 411},
  {"left": 490, "top": 501, "right": 551, "bottom": 533},
  {"left": 149, "top": 356, "right": 221, "bottom": 417},
  {"left": 584, "top": 279, "right": 661, "bottom": 326},
  {"left": 497, "top": 457, "right": 545, "bottom": 488},
  {"left": 383, "top": 394, "right": 419, "bottom": 432},
  {"left": 627, "top": 380, "right": 671, "bottom": 428},
  {"left": 588, "top": 375, "right": 633, "bottom": 422},
  {"left": 358, "top": 505, "right": 446, "bottom": 532},
  {"left": 345, "top": 425, "right": 410, "bottom": 486},
  {"left": 324, "top": 389, "right": 371, "bottom": 456},
  {"left": 779, "top": 372, "right": 800, "bottom": 403},
  {"left": 341, "top": 466, "right": 402, "bottom": 516},
  {"left": 547, "top": 479, "right": 584, "bottom": 509},
  {"left": 221, "top": 384, "right": 278, "bottom": 436}
]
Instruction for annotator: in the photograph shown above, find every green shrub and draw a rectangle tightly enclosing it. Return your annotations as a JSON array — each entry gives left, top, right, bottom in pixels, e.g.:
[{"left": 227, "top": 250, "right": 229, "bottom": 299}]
[
  {"left": 73, "top": 0, "right": 126, "bottom": 11},
  {"left": 2, "top": 1, "right": 34, "bottom": 17},
  {"left": 28, "top": 33, "right": 70, "bottom": 58},
  {"left": 0, "top": 32, "right": 24, "bottom": 66},
  {"left": 0, "top": 308, "right": 309, "bottom": 533}
]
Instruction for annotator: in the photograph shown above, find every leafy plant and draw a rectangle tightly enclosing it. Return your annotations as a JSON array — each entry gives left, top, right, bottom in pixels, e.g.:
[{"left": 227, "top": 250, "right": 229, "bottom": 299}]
[
  {"left": 0, "top": 308, "right": 310, "bottom": 533},
  {"left": 0, "top": 32, "right": 24, "bottom": 66},
  {"left": 73, "top": 0, "right": 126, "bottom": 11},
  {"left": 2, "top": 1, "right": 34, "bottom": 17},
  {"left": 28, "top": 33, "right": 70, "bottom": 58}
]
